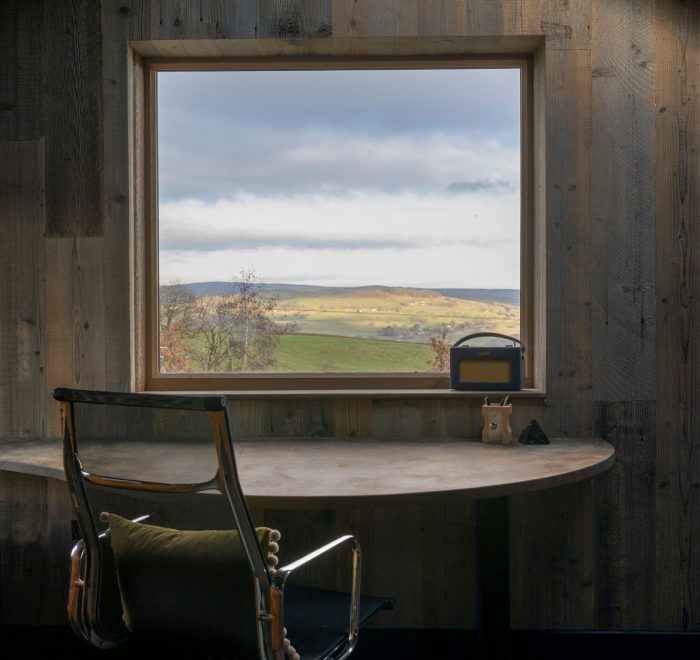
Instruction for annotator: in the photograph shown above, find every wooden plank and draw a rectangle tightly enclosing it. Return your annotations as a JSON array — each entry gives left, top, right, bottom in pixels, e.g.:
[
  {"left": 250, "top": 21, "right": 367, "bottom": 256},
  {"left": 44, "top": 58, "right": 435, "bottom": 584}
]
[
  {"left": 332, "top": 399, "right": 373, "bottom": 438},
  {"left": 257, "top": 0, "right": 333, "bottom": 39},
  {"left": 332, "top": 0, "right": 369, "bottom": 38},
  {"left": 43, "top": 0, "right": 103, "bottom": 237},
  {"left": 544, "top": 48, "right": 593, "bottom": 438},
  {"left": 0, "top": 472, "right": 72, "bottom": 624},
  {"left": 654, "top": 0, "right": 700, "bottom": 631},
  {"left": 140, "top": 0, "right": 258, "bottom": 39},
  {"left": 0, "top": 141, "right": 46, "bottom": 438},
  {"left": 336, "top": 501, "right": 474, "bottom": 629},
  {"left": 511, "top": 480, "right": 595, "bottom": 628},
  {"left": 368, "top": 0, "right": 418, "bottom": 37},
  {"left": 593, "top": 401, "right": 656, "bottom": 629},
  {"left": 532, "top": 43, "right": 547, "bottom": 392},
  {"left": 500, "top": 0, "right": 528, "bottom": 36},
  {"left": 539, "top": 0, "right": 591, "bottom": 50},
  {"left": 591, "top": 0, "right": 655, "bottom": 402},
  {"left": 102, "top": 1, "right": 146, "bottom": 394},
  {"left": 467, "top": 0, "right": 502, "bottom": 35},
  {"left": 371, "top": 400, "right": 423, "bottom": 439},
  {"left": 512, "top": 47, "right": 594, "bottom": 630},
  {"left": 44, "top": 238, "right": 106, "bottom": 437},
  {"left": 0, "top": 1, "right": 44, "bottom": 141},
  {"left": 417, "top": 0, "right": 468, "bottom": 36}
]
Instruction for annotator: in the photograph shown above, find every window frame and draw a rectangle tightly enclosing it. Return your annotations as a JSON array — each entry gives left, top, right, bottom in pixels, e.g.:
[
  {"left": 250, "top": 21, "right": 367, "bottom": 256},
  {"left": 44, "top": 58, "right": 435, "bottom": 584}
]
[{"left": 141, "top": 55, "right": 534, "bottom": 392}]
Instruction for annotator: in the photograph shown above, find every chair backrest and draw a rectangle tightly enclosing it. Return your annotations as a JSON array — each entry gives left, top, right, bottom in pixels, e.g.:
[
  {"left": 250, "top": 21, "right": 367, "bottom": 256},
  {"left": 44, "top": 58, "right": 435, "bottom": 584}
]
[{"left": 54, "top": 388, "right": 274, "bottom": 657}]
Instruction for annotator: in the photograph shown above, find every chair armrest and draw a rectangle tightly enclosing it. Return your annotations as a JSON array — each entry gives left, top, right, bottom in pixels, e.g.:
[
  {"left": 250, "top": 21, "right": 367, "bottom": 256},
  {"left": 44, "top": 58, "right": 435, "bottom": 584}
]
[
  {"left": 68, "top": 539, "right": 89, "bottom": 642},
  {"left": 270, "top": 535, "right": 362, "bottom": 660},
  {"left": 275, "top": 534, "right": 357, "bottom": 577}
]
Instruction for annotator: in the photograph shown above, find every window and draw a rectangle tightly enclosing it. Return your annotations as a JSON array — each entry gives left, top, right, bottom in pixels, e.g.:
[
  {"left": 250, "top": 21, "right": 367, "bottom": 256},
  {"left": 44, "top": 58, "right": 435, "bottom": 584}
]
[{"left": 143, "top": 58, "right": 533, "bottom": 391}]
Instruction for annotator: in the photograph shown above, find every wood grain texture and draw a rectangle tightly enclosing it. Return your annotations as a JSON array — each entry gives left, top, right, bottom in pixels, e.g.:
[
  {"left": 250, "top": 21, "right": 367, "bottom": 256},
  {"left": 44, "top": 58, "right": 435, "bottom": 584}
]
[
  {"left": 539, "top": 0, "right": 591, "bottom": 50},
  {"left": 512, "top": 47, "right": 595, "bottom": 630},
  {"left": 0, "top": 141, "right": 46, "bottom": 438},
  {"left": 593, "top": 400, "right": 656, "bottom": 629},
  {"left": 332, "top": 0, "right": 369, "bottom": 37},
  {"left": 257, "top": 0, "right": 332, "bottom": 38},
  {"left": 102, "top": 0, "right": 148, "bottom": 394},
  {"left": 0, "top": 471, "right": 72, "bottom": 625},
  {"left": 654, "top": 0, "right": 700, "bottom": 631},
  {"left": 0, "top": 436, "right": 614, "bottom": 506},
  {"left": 532, "top": 42, "right": 547, "bottom": 391},
  {"left": 0, "top": 1, "right": 44, "bottom": 141},
  {"left": 467, "top": 0, "right": 502, "bottom": 35},
  {"left": 511, "top": 480, "right": 595, "bottom": 629},
  {"left": 139, "top": 0, "right": 258, "bottom": 39},
  {"left": 43, "top": 0, "right": 103, "bottom": 237},
  {"left": 591, "top": 0, "right": 655, "bottom": 402},
  {"left": 368, "top": 0, "right": 418, "bottom": 37},
  {"left": 417, "top": 0, "right": 467, "bottom": 36},
  {"left": 44, "top": 239, "right": 106, "bottom": 436},
  {"left": 545, "top": 48, "right": 593, "bottom": 438}
]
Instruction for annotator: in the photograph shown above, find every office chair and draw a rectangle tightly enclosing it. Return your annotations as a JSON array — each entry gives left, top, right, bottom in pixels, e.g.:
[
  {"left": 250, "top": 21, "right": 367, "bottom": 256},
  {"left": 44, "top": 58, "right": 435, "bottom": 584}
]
[{"left": 54, "top": 388, "right": 391, "bottom": 659}]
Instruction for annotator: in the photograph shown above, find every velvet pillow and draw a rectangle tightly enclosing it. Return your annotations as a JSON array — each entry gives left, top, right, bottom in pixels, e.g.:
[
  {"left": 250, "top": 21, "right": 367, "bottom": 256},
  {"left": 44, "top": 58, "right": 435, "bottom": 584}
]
[{"left": 108, "top": 513, "right": 271, "bottom": 653}]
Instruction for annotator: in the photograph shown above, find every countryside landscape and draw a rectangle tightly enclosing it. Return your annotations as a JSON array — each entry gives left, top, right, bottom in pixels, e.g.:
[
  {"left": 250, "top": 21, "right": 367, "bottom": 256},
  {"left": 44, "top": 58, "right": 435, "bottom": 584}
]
[{"left": 160, "top": 277, "right": 520, "bottom": 373}]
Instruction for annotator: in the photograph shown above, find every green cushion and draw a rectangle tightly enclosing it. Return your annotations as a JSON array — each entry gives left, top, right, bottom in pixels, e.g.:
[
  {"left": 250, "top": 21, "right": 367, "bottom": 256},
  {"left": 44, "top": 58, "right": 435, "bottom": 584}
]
[{"left": 108, "top": 513, "right": 271, "bottom": 652}]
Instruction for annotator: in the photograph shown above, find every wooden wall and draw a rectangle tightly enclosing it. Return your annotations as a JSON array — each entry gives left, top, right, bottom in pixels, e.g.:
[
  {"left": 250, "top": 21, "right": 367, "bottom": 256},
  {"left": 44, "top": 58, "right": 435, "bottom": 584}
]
[{"left": 1, "top": 0, "right": 698, "bottom": 632}]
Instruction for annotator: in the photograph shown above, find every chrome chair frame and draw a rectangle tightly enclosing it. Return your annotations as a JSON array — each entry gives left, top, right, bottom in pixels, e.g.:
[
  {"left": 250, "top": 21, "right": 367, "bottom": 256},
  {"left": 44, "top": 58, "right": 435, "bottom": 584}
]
[{"left": 55, "top": 388, "right": 363, "bottom": 660}]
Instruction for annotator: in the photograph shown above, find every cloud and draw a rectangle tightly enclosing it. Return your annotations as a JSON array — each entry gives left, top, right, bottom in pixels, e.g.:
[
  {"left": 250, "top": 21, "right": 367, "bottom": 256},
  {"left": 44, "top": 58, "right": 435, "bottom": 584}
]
[
  {"left": 158, "top": 68, "right": 521, "bottom": 139},
  {"left": 161, "top": 228, "right": 439, "bottom": 252},
  {"left": 156, "top": 68, "right": 521, "bottom": 202},
  {"left": 158, "top": 132, "right": 520, "bottom": 202},
  {"left": 446, "top": 179, "right": 512, "bottom": 194},
  {"left": 158, "top": 192, "right": 520, "bottom": 288}
]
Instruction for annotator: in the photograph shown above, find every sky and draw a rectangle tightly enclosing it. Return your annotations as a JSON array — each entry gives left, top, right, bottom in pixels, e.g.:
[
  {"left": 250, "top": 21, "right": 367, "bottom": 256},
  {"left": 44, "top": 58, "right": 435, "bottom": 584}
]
[{"left": 157, "top": 68, "right": 521, "bottom": 289}]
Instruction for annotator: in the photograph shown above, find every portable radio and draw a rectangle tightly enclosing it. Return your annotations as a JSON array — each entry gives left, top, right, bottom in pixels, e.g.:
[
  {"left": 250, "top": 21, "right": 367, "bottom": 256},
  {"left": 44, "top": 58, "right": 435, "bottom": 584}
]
[{"left": 449, "top": 332, "right": 524, "bottom": 391}]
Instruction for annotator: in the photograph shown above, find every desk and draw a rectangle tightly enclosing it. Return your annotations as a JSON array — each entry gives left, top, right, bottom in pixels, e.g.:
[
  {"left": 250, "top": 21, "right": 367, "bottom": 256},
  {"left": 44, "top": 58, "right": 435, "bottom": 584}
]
[{"left": 0, "top": 437, "right": 614, "bottom": 658}]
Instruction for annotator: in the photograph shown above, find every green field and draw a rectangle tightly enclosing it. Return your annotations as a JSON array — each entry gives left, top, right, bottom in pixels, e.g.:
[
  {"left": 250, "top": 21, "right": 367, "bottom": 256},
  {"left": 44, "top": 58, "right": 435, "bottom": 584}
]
[
  {"left": 165, "top": 284, "right": 520, "bottom": 373},
  {"left": 271, "top": 287, "right": 519, "bottom": 345},
  {"left": 268, "top": 333, "right": 434, "bottom": 372}
]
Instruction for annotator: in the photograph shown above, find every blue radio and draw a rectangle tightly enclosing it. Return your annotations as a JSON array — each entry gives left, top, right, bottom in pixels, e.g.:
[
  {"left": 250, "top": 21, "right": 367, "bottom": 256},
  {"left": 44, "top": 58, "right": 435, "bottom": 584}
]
[{"left": 450, "top": 332, "right": 525, "bottom": 391}]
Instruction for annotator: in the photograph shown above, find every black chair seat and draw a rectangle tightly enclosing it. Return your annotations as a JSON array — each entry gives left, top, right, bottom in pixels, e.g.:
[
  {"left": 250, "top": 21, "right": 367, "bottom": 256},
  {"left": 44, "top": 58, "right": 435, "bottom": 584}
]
[{"left": 283, "top": 584, "right": 393, "bottom": 660}]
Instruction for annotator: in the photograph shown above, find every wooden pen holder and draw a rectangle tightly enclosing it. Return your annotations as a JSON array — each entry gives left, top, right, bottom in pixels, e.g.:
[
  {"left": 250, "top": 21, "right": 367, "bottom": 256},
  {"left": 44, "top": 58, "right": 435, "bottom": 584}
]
[{"left": 481, "top": 404, "right": 513, "bottom": 445}]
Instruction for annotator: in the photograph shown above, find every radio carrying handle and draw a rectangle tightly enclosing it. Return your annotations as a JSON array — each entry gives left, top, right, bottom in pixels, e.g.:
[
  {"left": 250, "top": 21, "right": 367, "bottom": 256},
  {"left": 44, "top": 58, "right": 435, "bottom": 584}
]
[{"left": 452, "top": 332, "right": 525, "bottom": 352}]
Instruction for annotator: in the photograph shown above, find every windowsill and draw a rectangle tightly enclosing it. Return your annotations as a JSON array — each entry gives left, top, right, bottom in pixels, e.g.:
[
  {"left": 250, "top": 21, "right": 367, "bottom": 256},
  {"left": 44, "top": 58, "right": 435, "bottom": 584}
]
[{"left": 156, "top": 388, "right": 546, "bottom": 400}]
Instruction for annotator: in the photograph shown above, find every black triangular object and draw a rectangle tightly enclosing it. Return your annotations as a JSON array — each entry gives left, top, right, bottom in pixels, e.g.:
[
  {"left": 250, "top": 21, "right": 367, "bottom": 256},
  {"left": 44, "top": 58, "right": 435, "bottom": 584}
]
[{"left": 518, "top": 419, "right": 550, "bottom": 445}]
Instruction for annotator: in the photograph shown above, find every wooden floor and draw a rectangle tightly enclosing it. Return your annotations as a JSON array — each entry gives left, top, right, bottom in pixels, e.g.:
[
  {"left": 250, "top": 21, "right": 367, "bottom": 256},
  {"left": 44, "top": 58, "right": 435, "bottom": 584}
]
[{"left": 2, "top": 628, "right": 698, "bottom": 660}]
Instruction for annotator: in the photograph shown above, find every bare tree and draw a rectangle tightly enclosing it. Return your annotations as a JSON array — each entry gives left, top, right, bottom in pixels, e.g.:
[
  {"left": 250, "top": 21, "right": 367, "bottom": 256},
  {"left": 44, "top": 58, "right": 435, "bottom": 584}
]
[
  {"left": 188, "top": 298, "right": 230, "bottom": 372},
  {"left": 187, "top": 269, "right": 295, "bottom": 372},
  {"left": 217, "top": 269, "right": 296, "bottom": 371},
  {"left": 159, "top": 281, "right": 196, "bottom": 372},
  {"left": 426, "top": 331, "right": 451, "bottom": 371}
]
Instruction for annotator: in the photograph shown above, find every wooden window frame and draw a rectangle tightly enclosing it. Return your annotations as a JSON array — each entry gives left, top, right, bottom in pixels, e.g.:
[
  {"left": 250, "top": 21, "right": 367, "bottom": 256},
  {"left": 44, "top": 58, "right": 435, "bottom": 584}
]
[{"left": 139, "top": 55, "right": 535, "bottom": 393}]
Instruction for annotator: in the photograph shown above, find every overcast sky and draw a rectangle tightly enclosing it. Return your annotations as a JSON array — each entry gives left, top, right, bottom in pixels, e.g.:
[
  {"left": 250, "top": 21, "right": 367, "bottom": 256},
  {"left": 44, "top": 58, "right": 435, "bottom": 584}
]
[{"left": 157, "top": 68, "right": 521, "bottom": 289}]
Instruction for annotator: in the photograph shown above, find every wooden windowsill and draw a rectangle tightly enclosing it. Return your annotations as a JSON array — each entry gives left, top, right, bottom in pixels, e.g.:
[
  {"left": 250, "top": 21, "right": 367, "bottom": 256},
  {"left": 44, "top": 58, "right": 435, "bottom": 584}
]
[{"left": 153, "top": 388, "right": 547, "bottom": 400}]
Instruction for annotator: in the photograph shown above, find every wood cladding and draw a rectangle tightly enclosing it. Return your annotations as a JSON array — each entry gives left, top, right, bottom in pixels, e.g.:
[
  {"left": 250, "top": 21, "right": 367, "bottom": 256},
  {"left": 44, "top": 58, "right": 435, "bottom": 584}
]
[
  {"left": 655, "top": 0, "right": 700, "bottom": 631},
  {"left": 591, "top": 0, "right": 656, "bottom": 403},
  {"left": 0, "top": 141, "right": 46, "bottom": 437},
  {"left": 0, "top": 472, "right": 73, "bottom": 625},
  {"left": 43, "top": 0, "right": 103, "bottom": 237},
  {"left": 1, "top": 0, "right": 699, "bottom": 632}
]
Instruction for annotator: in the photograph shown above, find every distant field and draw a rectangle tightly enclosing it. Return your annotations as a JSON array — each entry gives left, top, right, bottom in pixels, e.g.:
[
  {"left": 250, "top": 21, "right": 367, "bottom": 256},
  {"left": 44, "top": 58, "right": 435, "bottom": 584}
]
[
  {"left": 165, "top": 282, "right": 521, "bottom": 373},
  {"left": 271, "top": 288, "right": 519, "bottom": 344},
  {"left": 180, "top": 332, "right": 434, "bottom": 372},
  {"left": 268, "top": 334, "right": 434, "bottom": 372}
]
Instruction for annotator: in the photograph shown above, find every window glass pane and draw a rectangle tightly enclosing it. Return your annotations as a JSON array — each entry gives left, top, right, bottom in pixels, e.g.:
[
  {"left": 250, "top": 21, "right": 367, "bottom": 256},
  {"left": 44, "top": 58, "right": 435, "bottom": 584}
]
[{"left": 157, "top": 68, "right": 521, "bottom": 374}]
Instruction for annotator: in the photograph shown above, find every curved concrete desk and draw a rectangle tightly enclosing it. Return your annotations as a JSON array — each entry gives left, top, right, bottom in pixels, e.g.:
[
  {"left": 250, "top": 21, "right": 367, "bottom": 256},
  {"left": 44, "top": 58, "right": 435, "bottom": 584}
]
[
  {"left": 0, "top": 436, "right": 614, "bottom": 659},
  {"left": 0, "top": 437, "right": 614, "bottom": 505}
]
